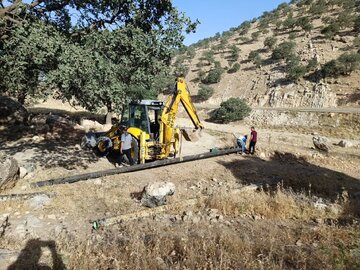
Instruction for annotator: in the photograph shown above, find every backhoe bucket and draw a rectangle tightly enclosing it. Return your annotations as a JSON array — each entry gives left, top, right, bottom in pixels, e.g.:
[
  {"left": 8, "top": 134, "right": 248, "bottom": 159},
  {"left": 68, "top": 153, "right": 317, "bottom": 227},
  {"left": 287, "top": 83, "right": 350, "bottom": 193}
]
[{"left": 181, "top": 128, "right": 201, "bottom": 142}]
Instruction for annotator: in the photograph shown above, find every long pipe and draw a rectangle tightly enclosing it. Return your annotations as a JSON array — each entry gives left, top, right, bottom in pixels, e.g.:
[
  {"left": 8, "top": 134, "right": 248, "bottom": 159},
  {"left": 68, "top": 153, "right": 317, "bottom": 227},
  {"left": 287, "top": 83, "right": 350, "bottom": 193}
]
[{"left": 31, "top": 147, "right": 241, "bottom": 188}]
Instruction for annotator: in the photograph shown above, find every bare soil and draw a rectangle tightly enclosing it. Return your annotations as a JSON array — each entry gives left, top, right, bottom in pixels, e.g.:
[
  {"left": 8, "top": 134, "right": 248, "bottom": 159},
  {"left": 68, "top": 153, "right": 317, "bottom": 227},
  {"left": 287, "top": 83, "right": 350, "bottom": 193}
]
[{"left": 0, "top": 103, "right": 360, "bottom": 269}]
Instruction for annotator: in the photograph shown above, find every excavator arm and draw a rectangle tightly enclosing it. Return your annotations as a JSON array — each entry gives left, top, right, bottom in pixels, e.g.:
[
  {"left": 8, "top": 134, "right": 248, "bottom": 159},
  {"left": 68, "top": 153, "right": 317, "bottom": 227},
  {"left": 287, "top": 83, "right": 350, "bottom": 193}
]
[{"left": 160, "top": 77, "right": 204, "bottom": 148}]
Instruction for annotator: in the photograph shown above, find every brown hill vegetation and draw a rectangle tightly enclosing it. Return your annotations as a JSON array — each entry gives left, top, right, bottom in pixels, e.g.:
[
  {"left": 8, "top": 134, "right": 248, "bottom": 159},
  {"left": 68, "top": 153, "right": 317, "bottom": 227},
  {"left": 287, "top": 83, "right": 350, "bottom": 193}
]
[{"left": 174, "top": 0, "right": 360, "bottom": 109}]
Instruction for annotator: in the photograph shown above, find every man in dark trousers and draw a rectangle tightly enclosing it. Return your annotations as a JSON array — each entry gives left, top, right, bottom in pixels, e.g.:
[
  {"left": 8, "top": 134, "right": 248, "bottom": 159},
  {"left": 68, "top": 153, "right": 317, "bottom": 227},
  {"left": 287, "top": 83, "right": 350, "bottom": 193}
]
[
  {"left": 120, "top": 126, "right": 135, "bottom": 165},
  {"left": 249, "top": 126, "right": 257, "bottom": 155}
]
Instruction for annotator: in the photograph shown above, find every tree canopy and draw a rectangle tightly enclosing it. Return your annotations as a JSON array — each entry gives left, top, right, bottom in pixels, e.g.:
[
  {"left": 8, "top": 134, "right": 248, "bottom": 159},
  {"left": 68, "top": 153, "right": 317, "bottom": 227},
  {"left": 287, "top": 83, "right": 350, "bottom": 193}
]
[{"left": 0, "top": 0, "right": 198, "bottom": 113}]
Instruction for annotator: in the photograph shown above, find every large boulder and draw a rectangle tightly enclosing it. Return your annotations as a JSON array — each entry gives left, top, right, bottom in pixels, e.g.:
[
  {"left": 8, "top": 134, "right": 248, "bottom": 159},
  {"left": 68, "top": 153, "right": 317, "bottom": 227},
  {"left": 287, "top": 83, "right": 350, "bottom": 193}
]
[
  {"left": 141, "top": 182, "right": 176, "bottom": 208},
  {"left": 0, "top": 96, "right": 28, "bottom": 125},
  {"left": 0, "top": 153, "right": 19, "bottom": 190},
  {"left": 312, "top": 136, "right": 330, "bottom": 152}
]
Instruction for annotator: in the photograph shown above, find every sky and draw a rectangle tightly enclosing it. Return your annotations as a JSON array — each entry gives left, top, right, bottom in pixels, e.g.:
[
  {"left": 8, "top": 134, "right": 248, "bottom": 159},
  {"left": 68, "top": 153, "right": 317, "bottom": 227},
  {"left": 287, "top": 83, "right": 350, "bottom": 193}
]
[{"left": 172, "top": 0, "right": 291, "bottom": 46}]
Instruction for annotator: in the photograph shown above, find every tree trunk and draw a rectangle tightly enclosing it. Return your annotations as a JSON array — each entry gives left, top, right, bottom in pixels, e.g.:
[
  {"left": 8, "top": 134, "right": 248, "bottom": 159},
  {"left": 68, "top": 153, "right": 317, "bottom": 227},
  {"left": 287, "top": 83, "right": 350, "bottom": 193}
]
[
  {"left": 106, "top": 102, "right": 113, "bottom": 125},
  {"left": 105, "top": 111, "right": 113, "bottom": 125}
]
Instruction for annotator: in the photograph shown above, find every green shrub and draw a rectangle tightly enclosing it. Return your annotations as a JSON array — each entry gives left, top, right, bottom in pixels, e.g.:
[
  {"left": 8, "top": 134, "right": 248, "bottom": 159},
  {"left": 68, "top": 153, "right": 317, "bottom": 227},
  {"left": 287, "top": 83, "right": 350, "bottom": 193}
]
[
  {"left": 278, "top": 2, "right": 291, "bottom": 15},
  {"left": 338, "top": 52, "right": 360, "bottom": 74},
  {"left": 203, "top": 67, "right": 224, "bottom": 84},
  {"left": 309, "top": 0, "right": 327, "bottom": 16},
  {"left": 251, "top": 31, "right": 260, "bottom": 41},
  {"left": 200, "top": 50, "right": 215, "bottom": 65},
  {"left": 288, "top": 32, "right": 297, "bottom": 40},
  {"left": 253, "top": 55, "right": 263, "bottom": 68},
  {"left": 174, "top": 65, "right": 189, "bottom": 77},
  {"left": 306, "top": 58, "right": 318, "bottom": 71},
  {"left": 321, "top": 23, "right": 340, "bottom": 39},
  {"left": 227, "top": 63, "right": 241, "bottom": 74},
  {"left": 248, "top": 50, "right": 260, "bottom": 61},
  {"left": 213, "top": 98, "right": 251, "bottom": 123},
  {"left": 322, "top": 60, "right": 340, "bottom": 77},
  {"left": 197, "top": 84, "right": 215, "bottom": 100},
  {"left": 239, "top": 21, "right": 251, "bottom": 35},
  {"left": 228, "top": 45, "right": 240, "bottom": 63},
  {"left": 354, "top": 16, "right": 360, "bottom": 32},
  {"left": 353, "top": 37, "right": 360, "bottom": 48},
  {"left": 321, "top": 53, "right": 360, "bottom": 77},
  {"left": 196, "top": 61, "right": 207, "bottom": 68},
  {"left": 186, "top": 47, "right": 196, "bottom": 59},
  {"left": 283, "top": 16, "right": 297, "bottom": 30},
  {"left": 275, "top": 20, "right": 283, "bottom": 30},
  {"left": 272, "top": 41, "right": 296, "bottom": 60},
  {"left": 197, "top": 70, "right": 206, "bottom": 81},
  {"left": 264, "top": 36, "right": 277, "bottom": 49},
  {"left": 336, "top": 12, "right": 355, "bottom": 29},
  {"left": 296, "top": 17, "right": 313, "bottom": 32},
  {"left": 287, "top": 61, "right": 307, "bottom": 81}
]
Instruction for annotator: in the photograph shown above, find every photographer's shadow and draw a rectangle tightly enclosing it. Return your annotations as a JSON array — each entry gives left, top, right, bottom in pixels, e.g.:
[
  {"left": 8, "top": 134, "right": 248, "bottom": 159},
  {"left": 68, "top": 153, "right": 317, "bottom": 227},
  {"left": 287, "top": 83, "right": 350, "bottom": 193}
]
[{"left": 8, "top": 239, "right": 65, "bottom": 270}]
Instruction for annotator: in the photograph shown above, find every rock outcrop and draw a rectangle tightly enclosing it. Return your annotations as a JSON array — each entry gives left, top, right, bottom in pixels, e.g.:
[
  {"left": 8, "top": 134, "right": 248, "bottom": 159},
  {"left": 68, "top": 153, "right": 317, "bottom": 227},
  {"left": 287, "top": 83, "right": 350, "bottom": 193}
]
[
  {"left": 0, "top": 153, "right": 19, "bottom": 190},
  {"left": 313, "top": 136, "right": 330, "bottom": 152},
  {"left": 0, "top": 96, "right": 28, "bottom": 125}
]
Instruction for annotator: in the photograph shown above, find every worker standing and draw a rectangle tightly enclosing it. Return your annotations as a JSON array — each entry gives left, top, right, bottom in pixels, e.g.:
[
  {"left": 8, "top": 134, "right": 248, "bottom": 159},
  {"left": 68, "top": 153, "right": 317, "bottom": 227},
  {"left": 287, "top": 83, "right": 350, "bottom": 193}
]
[
  {"left": 120, "top": 126, "right": 135, "bottom": 165},
  {"left": 249, "top": 126, "right": 257, "bottom": 155}
]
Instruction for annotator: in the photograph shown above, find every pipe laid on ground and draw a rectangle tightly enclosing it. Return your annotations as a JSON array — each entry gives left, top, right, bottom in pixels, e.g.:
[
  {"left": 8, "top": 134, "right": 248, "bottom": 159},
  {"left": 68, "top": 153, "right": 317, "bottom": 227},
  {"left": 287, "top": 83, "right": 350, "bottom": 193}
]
[
  {"left": 31, "top": 147, "right": 241, "bottom": 188},
  {"left": 0, "top": 191, "right": 56, "bottom": 201},
  {"left": 92, "top": 198, "right": 199, "bottom": 229}
]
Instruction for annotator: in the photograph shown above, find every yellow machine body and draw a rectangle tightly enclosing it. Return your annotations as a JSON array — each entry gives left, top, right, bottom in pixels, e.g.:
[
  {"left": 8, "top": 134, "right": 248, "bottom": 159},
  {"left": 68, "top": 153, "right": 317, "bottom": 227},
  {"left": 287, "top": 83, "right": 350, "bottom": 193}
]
[{"left": 100, "top": 77, "right": 204, "bottom": 164}]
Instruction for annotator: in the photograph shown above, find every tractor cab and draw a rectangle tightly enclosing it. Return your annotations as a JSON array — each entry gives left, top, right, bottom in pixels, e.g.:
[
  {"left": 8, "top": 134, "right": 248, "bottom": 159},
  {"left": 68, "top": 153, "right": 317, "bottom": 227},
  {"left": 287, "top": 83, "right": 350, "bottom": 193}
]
[{"left": 120, "top": 100, "right": 164, "bottom": 141}]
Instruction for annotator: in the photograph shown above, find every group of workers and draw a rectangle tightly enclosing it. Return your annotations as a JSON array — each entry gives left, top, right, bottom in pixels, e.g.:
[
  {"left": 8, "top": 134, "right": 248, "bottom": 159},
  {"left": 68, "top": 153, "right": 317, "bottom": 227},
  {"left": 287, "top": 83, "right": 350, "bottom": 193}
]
[{"left": 236, "top": 126, "right": 257, "bottom": 155}]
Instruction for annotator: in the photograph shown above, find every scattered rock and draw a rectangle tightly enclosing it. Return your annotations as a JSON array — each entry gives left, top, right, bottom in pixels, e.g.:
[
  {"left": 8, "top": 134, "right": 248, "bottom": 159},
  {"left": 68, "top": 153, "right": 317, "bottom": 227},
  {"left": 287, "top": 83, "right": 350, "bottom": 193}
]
[
  {"left": 327, "top": 204, "right": 342, "bottom": 216},
  {"left": 296, "top": 239, "right": 303, "bottom": 246},
  {"left": 31, "top": 135, "right": 45, "bottom": 143},
  {"left": 141, "top": 182, "right": 176, "bottom": 208},
  {"left": 27, "top": 194, "right": 52, "bottom": 210},
  {"left": 155, "top": 256, "right": 167, "bottom": 270},
  {"left": 91, "top": 178, "right": 103, "bottom": 185},
  {"left": 0, "top": 96, "right": 28, "bottom": 125},
  {"left": 79, "top": 119, "right": 110, "bottom": 132},
  {"left": 19, "top": 167, "right": 27, "bottom": 178},
  {"left": 46, "top": 114, "right": 73, "bottom": 126},
  {"left": 314, "top": 218, "right": 324, "bottom": 224},
  {"left": 338, "top": 140, "right": 355, "bottom": 148},
  {"left": 0, "top": 153, "right": 19, "bottom": 190},
  {"left": 9, "top": 215, "right": 44, "bottom": 239},
  {"left": 47, "top": 214, "right": 57, "bottom": 220},
  {"left": 314, "top": 202, "right": 327, "bottom": 211},
  {"left": 312, "top": 136, "right": 330, "bottom": 152},
  {"left": 23, "top": 163, "right": 36, "bottom": 173},
  {"left": 191, "top": 216, "right": 201, "bottom": 223}
]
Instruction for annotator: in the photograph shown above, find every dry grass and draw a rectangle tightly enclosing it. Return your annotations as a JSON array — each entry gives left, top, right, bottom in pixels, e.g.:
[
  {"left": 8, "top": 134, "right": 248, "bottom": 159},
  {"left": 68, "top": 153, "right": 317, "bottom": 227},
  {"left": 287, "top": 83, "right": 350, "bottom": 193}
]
[
  {"left": 58, "top": 187, "right": 360, "bottom": 270},
  {"left": 62, "top": 220, "right": 360, "bottom": 270},
  {"left": 205, "top": 185, "right": 341, "bottom": 220}
]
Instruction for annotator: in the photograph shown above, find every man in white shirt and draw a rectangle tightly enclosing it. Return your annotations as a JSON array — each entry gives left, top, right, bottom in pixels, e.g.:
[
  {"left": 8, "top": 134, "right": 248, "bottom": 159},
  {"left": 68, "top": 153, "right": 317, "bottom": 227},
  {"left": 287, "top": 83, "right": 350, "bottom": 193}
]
[{"left": 120, "top": 126, "right": 135, "bottom": 165}]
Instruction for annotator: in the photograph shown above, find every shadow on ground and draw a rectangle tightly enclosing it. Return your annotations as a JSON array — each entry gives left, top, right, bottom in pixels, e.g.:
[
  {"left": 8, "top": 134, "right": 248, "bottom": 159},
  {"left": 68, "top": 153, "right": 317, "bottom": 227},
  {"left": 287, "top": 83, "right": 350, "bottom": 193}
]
[
  {"left": 7, "top": 239, "right": 65, "bottom": 270},
  {"left": 0, "top": 122, "right": 99, "bottom": 170},
  {"left": 218, "top": 151, "right": 360, "bottom": 216}
]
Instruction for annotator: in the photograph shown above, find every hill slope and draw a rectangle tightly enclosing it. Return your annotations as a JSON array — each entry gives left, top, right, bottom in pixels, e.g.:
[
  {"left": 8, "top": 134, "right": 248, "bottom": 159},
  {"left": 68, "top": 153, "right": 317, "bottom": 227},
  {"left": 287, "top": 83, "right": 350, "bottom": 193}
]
[{"left": 175, "top": 0, "right": 360, "bottom": 108}]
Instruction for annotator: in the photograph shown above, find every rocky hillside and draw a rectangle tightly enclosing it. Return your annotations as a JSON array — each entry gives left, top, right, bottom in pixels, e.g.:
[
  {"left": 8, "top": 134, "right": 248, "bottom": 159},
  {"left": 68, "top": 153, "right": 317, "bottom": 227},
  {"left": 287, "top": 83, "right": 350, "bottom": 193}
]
[{"left": 175, "top": 0, "right": 360, "bottom": 108}]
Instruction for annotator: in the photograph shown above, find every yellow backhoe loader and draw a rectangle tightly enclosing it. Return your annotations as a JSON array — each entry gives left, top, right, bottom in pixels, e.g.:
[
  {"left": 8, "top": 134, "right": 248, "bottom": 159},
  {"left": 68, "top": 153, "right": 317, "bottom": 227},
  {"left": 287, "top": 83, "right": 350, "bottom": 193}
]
[{"left": 81, "top": 77, "right": 204, "bottom": 165}]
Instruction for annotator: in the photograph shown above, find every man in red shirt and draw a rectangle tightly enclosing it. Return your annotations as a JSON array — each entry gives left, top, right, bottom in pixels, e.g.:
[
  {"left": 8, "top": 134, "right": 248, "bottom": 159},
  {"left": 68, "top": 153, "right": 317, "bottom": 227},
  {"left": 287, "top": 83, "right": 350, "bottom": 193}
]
[{"left": 249, "top": 126, "right": 257, "bottom": 155}]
